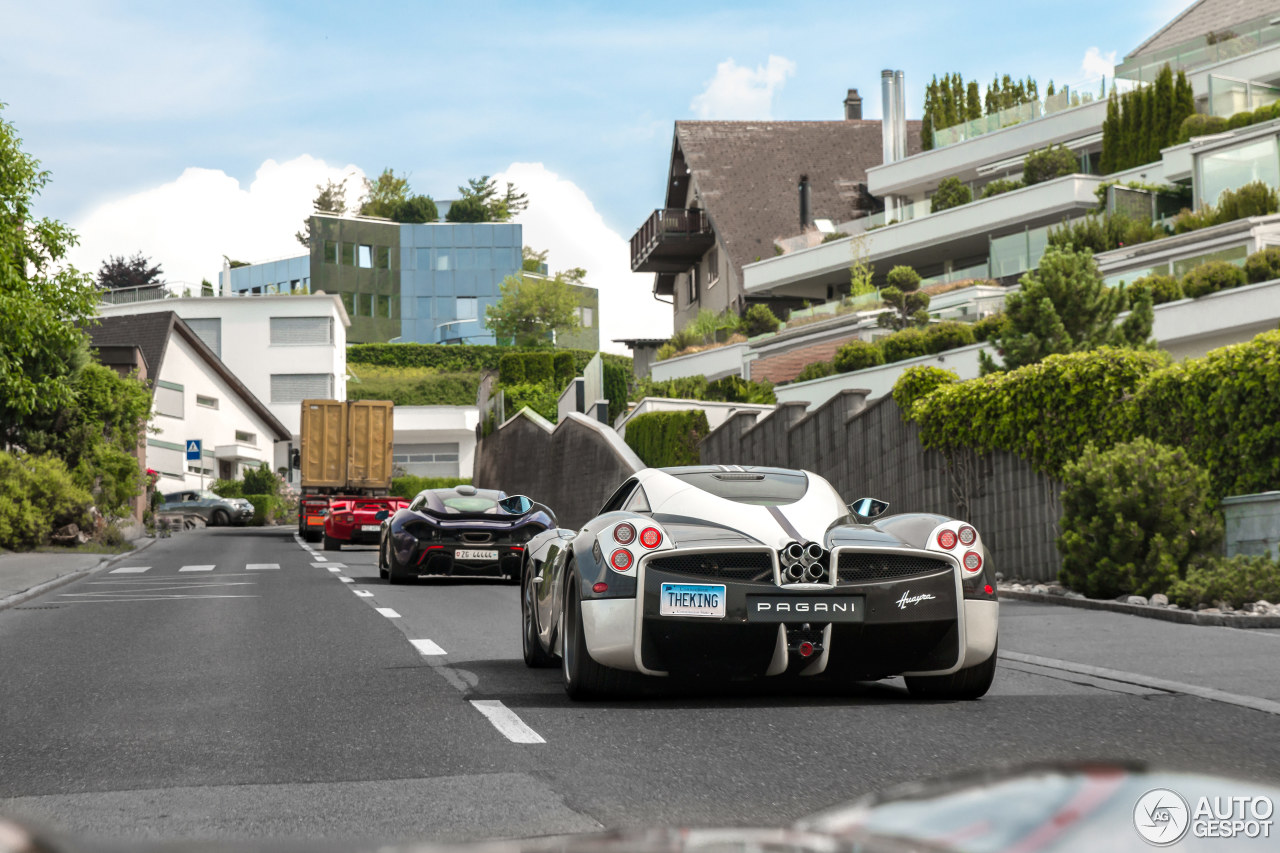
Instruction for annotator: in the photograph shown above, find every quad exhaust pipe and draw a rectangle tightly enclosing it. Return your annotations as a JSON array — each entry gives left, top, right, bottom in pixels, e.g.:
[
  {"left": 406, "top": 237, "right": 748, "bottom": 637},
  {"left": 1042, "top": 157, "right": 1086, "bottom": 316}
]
[{"left": 780, "top": 541, "right": 826, "bottom": 582}]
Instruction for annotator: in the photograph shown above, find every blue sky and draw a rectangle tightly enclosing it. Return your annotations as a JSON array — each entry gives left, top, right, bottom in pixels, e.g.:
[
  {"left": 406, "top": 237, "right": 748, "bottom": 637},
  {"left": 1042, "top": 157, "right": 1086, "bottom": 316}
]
[{"left": 0, "top": 0, "right": 1187, "bottom": 343}]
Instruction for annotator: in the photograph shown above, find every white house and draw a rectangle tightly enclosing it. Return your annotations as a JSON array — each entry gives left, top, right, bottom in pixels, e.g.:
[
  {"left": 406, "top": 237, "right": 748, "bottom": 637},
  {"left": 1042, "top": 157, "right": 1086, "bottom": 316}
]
[
  {"left": 393, "top": 406, "right": 480, "bottom": 479},
  {"left": 87, "top": 313, "right": 291, "bottom": 492},
  {"left": 98, "top": 292, "right": 349, "bottom": 475}
]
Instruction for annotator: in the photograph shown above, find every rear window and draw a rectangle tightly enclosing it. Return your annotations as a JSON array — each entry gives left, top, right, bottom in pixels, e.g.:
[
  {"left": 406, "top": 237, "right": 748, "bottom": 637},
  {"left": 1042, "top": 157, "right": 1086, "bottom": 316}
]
[
  {"left": 670, "top": 471, "right": 808, "bottom": 506},
  {"left": 441, "top": 497, "right": 498, "bottom": 512}
]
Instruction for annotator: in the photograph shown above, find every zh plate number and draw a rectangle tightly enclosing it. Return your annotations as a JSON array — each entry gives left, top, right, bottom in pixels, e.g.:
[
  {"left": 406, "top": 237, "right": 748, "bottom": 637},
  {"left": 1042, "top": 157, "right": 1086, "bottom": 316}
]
[{"left": 455, "top": 549, "right": 498, "bottom": 561}]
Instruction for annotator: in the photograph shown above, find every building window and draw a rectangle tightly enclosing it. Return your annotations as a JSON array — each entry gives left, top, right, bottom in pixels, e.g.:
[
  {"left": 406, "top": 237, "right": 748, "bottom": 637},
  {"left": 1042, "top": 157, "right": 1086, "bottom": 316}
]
[
  {"left": 435, "top": 249, "right": 451, "bottom": 271},
  {"left": 1198, "top": 136, "right": 1280, "bottom": 208},
  {"left": 357, "top": 244, "right": 373, "bottom": 268},
  {"left": 707, "top": 247, "right": 719, "bottom": 286},
  {"left": 154, "top": 381, "right": 184, "bottom": 419},
  {"left": 270, "top": 373, "right": 334, "bottom": 403},
  {"left": 290, "top": 279, "right": 302, "bottom": 293},
  {"left": 377, "top": 294, "right": 392, "bottom": 318},
  {"left": 341, "top": 242, "right": 355, "bottom": 266},
  {"left": 270, "top": 316, "right": 334, "bottom": 346},
  {"left": 184, "top": 318, "right": 222, "bottom": 358},
  {"left": 323, "top": 241, "right": 338, "bottom": 264},
  {"left": 364, "top": 293, "right": 376, "bottom": 317},
  {"left": 687, "top": 266, "right": 699, "bottom": 304},
  {"left": 574, "top": 306, "right": 594, "bottom": 328},
  {"left": 235, "top": 430, "right": 257, "bottom": 445},
  {"left": 340, "top": 292, "right": 356, "bottom": 316},
  {"left": 456, "top": 296, "right": 478, "bottom": 320},
  {"left": 375, "top": 246, "right": 391, "bottom": 269},
  {"left": 251, "top": 286, "right": 262, "bottom": 295},
  {"left": 196, "top": 394, "right": 219, "bottom": 409}
]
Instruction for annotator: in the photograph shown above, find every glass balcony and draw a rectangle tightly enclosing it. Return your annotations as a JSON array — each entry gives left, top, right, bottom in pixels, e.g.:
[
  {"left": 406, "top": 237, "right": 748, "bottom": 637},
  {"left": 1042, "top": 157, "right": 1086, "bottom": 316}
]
[
  {"left": 1207, "top": 74, "right": 1280, "bottom": 117},
  {"left": 988, "top": 220, "right": 1075, "bottom": 280},
  {"left": 1116, "top": 18, "right": 1280, "bottom": 83},
  {"left": 930, "top": 83, "right": 1110, "bottom": 149},
  {"left": 920, "top": 261, "right": 992, "bottom": 288},
  {"left": 862, "top": 197, "right": 933, "bottom": 230}
]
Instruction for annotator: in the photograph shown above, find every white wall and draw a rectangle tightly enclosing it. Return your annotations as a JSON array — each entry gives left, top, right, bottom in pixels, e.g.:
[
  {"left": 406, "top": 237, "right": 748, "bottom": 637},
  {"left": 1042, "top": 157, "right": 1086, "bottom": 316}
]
[
  {"left": 149, "top": 333, "right": 284, "bottom": 493},
  {"left": 774, "top": 342, "right": 990, "bottom": 410},
  {"left": 650, "top": 342, "right": 750, "bottom": 382},
  {"left": 613, "top": 397, "right": 776, "bottom": 438},
  {"left": 99, "top": 294, "right": 349, "bottom": 437},
  {"left": 393, "top": 406, "right": 480, "bottom": 479},
  {"left": 1149, "top": 279, "right": 1280, "bottom": 361}
]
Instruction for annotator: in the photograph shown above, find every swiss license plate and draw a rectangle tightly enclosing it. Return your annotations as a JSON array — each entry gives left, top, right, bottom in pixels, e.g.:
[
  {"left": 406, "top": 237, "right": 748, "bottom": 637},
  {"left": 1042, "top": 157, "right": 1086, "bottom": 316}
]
[
  {"left": 747, "top": 595, "right": 863, "bottom": 623},
  {"left": 455, "top": 548, "right": 498, "bottom": 561},
  {"left": 361, "top": 524, "right": 381, "bottom": 532},
  {"left": 660, "top": 583, "right": 726, "bottom": 618}
]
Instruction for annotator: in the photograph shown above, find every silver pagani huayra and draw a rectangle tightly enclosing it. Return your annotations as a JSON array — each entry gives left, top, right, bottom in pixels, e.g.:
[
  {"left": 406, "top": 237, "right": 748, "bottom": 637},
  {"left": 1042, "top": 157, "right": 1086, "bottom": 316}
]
[{"left": 520, "top": 466, "right": 999, "bottom": 700}]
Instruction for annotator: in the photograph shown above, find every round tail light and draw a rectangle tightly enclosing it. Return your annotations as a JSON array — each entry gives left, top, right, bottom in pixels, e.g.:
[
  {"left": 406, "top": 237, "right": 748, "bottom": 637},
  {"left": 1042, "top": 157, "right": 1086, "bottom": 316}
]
[
  {"left": 963, "top": 551, "right": 982, "bottom": 572},
  {"left": 613, "top": 523, "right": 636, "bottom": 545},
  {"left": 610, "top": 549, "right": 633, "bottom": 571},
  {"left": 936, "top": 529, "right": 957, "bottom": 550},
  {"left": 639, "top": 527, "right": 662, "bottom": 549},
  {"left": 958, "top": 525, "right": 976, "bottom": 546}
]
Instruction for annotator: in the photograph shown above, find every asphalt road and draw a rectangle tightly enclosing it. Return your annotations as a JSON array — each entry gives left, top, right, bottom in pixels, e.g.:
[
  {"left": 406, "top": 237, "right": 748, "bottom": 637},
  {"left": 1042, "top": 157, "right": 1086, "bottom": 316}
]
[{"left": 3, "top": 527, "right": 1279, "bottom": 847}]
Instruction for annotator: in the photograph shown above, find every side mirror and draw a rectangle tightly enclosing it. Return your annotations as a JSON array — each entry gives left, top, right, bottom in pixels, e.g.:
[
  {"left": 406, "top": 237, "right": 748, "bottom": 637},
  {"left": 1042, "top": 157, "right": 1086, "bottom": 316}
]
[
  {"left": 498, "top": 495, "right": 534, "bottom": 515},
  {"left": 850, "top": 497, "right": 889, "bottom": 520},
  {"left": 375, "top": 510, "right": 390, "bottom": 521}
]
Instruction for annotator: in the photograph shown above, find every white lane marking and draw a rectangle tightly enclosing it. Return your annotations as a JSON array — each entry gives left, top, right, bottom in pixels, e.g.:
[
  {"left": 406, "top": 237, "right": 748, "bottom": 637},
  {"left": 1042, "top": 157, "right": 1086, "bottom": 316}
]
[
  {"left": 179, "top": 565, "right": 215, "bottom": 572},
  {"left": 59, "top": 595, "right": 259, "bottom": 602},
  {"left": 470, "top": 700, "right": 545, "bottom": 744},
  {"left": 339, "top": 576, "right": 354, "bottom": 584},
  {"left": 410, "top": 639, "right": 447, "bottom": 656},
  {"left": 246, "top": 563, "right": 279, "bottom": 571},
  {"left": 327, "top": 567, "right": 343, "bottom": 573},
  {"left": 1002, "top": 651, "right": 1280, "bottom": 716},
  {"left": 375, "top": 607, "right": 401, "bottom": 618},
  {"left": 353, "top": 590, "right": 374, "bottom": 597},
  {"left": 312, "top": 556, "right": 327, "bottom": 562},
  {"left": 313, "top": 562, "right": 345, "bottom": 569},
  {"left": 109, "top": 567, "right": 149, "bottom": 574}
]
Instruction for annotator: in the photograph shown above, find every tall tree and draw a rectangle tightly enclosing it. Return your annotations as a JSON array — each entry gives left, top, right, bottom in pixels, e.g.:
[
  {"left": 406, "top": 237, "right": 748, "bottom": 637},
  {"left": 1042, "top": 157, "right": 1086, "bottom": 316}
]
[
  {"left": 980, "top": 247, "right": 1153, "bottom": 373},
  {"left": 1100, "top": 89, "right": 1120, "bottom": 173},
  {"left": 446, "top": 176, "right": 528, "bottom": 223},
  {"left": 97, "top": 252, "right": 163, "bottom": 291},
  {"left": 485, "top": 270, "right": 582, "bottom": 347},
  {"left": 295, "top": 177, "right": 348, "bottom": 246},
  {"left": 359, "top": 168, "right": 412, "bottom": 218},
  {"left": 522, "top": 245, "right": 549, "bottom": 273}
]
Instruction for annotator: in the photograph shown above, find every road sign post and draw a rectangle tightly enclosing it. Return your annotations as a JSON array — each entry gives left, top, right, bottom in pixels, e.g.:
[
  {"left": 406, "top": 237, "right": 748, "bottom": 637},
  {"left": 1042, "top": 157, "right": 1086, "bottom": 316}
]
[{"left": 186, "top": 440, "right": 203, "bottom": 491}]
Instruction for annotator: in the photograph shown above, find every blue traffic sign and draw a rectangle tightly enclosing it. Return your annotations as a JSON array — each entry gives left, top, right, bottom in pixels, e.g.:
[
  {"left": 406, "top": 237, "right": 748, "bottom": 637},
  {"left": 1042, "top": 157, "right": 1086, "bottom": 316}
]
[{"left": 185, "top": 440, "right": 202, "bottom": 461}]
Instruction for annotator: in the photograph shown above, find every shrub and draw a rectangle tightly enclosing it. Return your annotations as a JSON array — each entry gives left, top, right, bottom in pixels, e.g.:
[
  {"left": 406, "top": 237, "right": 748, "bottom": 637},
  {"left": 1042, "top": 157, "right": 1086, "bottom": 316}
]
[
  {"left": 346, "top": 364, "right": 481, "bottom": 407},
  {"left": 655, "top": 343, "right": 677, "bottom": 361},
  {"left": 242, "top": 463, "right": 280, "bottom": 497},
  {"left": 503, "top": 382, "right": 559, "bottom": 421},
  {"left": 243, "top": 494, "right": 291, "bottom": 526},
  {"left": 0, "top": 451, "right": 93, "bottom": 550},
  {"left": 892, "top": 366, "right": 959, "bottom": 415},
  {"left": 498, "top": 353, "right": 526, "bottom": 384},
  {"left": 637, "top": 375, "right": 775, "bottom": 405},
  {"left": 1048, "top": 214, "right": 1165, "bottom": 254},
  {"left": 924, "top": 321, "right": 976, "bottom": 354},
  {"left": 930, "top": 177, "right": 971, "bottom": 213},
  {"left": 1181, "top": 260, "right": 1247, "bottom": 298},
  {"left": 346, "top": 343, "right": 631, "bottom": 378},
  {"left": 1058, "top": 438, "right": 1221, "bottom": 599},
  {"left": 1227, "top": 111, "right": 1253, "bottom": 129},
  {"left": 603, "top": 359, "right": 630, "bottom": 423},
  {"left": 970, "top": 312, "right": 1008, "bottom": 342},
  {"left": 523, "top": 352, "right": 554, "bottom": 384},
  {"left": 1023, "top": 144, "right": 1077, "bottom": 184},
  {"left": 742, "top": 304, "right": 781, "bottom": 337},
  {"left": 796, "top": 361, "right": 836, "bottom": 382},
  {"left": 879, "top": 327, "right": 930, "bottom": 363},
  {"left": 981, "top": 178, "right": 1024, "bottom": 199},
  {"left": 392, "top": 476, "right": 471, "bottom": 498},
  {"left": 1216, "top": 180, "right": 1280, "bottom": 222},
  {"left": 1131, "top": 273, "right": 1182, "bottom": 305},
  {"left": 624, "top": 410, "right": 709, "bottom": 468},
  {"left": 1177, "top": 113, "right": 1228, "bottom": 143},
  {"left": 1134, "top": 329, "right": 1280, "bottom": 497},
  {"left": 1168, "top": 554, "right": 1280, "bottom": 609},
  {"left": 833, "top": 339, "right": 884, "bottom": 373},
  {"left": 1255, "top": 103, "right": 1278, "bottom": 125},
  {"left": 212, "top": 479, "right": 243, "bottom": 498},
  {"left": 553, "top": 351, "right": 575, "bottom": 386},
  {"left": 886, "top": 265, "right": 922, "bottom": 291},
  {"left": 1245, "top": 247, "right": 1280, "bottom": 284}
]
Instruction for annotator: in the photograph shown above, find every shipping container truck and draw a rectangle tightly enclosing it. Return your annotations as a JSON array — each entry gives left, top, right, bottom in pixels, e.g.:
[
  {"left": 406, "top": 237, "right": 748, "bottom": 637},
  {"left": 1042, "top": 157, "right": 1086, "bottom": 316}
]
[{"left": 297, "top": 400, "right": 408, "bottom": 550}]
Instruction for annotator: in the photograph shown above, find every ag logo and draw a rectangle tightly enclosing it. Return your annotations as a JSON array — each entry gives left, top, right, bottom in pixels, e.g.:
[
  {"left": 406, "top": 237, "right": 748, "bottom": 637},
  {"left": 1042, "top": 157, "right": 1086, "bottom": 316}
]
[{"left": 1134, "top": 788, "right": 1190, "bottom": 845}]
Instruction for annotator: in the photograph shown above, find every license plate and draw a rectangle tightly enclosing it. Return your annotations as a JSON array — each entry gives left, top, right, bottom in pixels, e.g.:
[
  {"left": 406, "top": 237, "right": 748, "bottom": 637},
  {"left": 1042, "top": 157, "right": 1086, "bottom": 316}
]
[
  {"left": 455, "top": 548, "right": 498, "bottom": 561},
  {"left": 306, "top": 516, "right": 324, "bottom": 525},
  {"left": 660, "top": 583, "right": 726, "bottom": 618},
  {"left": 361, "top": 524, "right": 381, "bottom": 532},
  {"left": 747, "top": 595, "right": 863, "bottom": 623}
]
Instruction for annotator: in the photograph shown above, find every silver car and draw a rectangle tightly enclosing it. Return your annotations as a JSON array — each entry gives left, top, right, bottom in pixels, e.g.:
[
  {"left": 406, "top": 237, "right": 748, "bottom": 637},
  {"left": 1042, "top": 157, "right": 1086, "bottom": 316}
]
[{"left": 159, "top": 490, "right": 254, "bottom": 526}]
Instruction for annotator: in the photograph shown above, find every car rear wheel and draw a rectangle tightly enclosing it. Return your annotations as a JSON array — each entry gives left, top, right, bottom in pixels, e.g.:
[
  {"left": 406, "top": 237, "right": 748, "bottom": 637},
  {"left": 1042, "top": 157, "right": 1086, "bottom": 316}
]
[
  {"left": 905, "top": 640, "right": 998, "bottom": 700},
  {"left": 561, "top": 575, "right": 641, "bottom": 699},
  {"left": 212, "top": 509, "right": 229, "bottom": 527},
  {"left": 522, "top": 560, "right": 555, "bottom": 668},
  {"left": 322, "top": 533, "right": 340, "bottom": 552},
  {"left": 378, "top": 539, "right": 389, "bottom": 580}
]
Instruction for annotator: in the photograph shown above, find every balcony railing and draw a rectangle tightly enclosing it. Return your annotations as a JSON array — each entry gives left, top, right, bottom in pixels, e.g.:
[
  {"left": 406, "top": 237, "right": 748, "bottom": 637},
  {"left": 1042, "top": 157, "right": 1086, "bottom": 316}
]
[
  {"left": 630, "top": 208, "right": 715, "bottom": 273},
  {"left": 98, "top": 282, "right": 214, "bottom": 305},
  {"left": 1116, "top": 17, "right": 1280, "bottom": 84}
]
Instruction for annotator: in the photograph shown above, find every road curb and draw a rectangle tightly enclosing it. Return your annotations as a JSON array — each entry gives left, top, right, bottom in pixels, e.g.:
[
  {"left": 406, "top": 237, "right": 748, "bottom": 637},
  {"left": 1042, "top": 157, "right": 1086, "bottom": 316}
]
[
  {"left": 0, "top": 536, "right": 159, "bottom": 612},
  {"left": 998, "top": 588, "right": 1280, "bottom": 629}
]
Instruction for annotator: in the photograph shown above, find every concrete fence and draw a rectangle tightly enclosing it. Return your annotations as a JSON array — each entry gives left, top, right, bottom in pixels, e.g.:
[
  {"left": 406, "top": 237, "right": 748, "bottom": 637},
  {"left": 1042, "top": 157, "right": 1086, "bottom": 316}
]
[{"left": 700, "top": 390, "right": 1064, "bottom": 582}]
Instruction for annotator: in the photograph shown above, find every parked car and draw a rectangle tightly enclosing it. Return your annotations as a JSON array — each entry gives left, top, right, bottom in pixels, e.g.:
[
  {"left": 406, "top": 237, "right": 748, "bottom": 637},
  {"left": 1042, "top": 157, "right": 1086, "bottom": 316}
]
[
  {"left": 520, "top": 465, "right": 999, "bottom": 699},
  {"left": 378, "top": 485, "right": 556, "bottom": 583},
  {"left": 159, "top": 490, "right": 255, "bottom": 526}
]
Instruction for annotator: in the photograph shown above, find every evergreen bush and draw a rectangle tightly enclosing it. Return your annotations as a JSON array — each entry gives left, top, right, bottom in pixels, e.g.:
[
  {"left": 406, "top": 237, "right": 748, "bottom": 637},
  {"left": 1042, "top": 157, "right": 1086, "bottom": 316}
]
[
  {"left": 1180, "top": 260, "right": 1247, "bottom": 298},
  {"left": 924, "top": 321, "right": 976, "bottom": 353},
  {"left": 930, "top": 177, "right": 972, "bottom": 213},
  {"left": 1022, "top": 145, "right": 1077, "bottom": 184},
  {"left": 891, "top": 366, "right": 959, "bottom": 415},
  {"left": 523, "top": 352, "right": 554, "bottom": 385},
  {"left": 880, "top": 328, "right": 930, "bottom": 363},
  {"left": 623, "top": 410, "right": 710, "bottom": 468},
  {"left": 1168, "top": 554, "right": 1280, "bottom": 609},
  {"left": 796, "top": 361, "right": 835, "bottom": 382},
  {"left": 498, "top": 353, "right": 526, "bottom": 384},
  {"left": 742, "top": 304, "right": 781, "bottom": 336},
  {"left": 392, "top": 476, "right": 471, "bottom": 498},
  {"left": 981, "top": 178, "right": 1024, "bottom": 198},
  {"left": 833, "top": 339, "right": 884, "bottom": 373},
  {"left": 1131, "top": 273, "right": 1182, "bottom": 305},
  {"left": 0, "top": 451, "right": 93, "bottom": 550},
  {"left": 1245, "top": 247, "right": 1280, "bottom": 284}
]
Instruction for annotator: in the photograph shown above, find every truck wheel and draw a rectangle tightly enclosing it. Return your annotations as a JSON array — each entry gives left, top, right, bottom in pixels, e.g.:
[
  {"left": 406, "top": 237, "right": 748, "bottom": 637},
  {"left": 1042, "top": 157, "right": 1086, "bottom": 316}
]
[{"left": 322, "top": 533, "right": 340, "bottom": 552}]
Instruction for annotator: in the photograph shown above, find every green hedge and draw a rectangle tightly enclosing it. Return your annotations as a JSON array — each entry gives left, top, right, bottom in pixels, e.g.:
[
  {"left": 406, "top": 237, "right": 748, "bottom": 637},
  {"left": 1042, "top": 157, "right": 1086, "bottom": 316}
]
[
  {"left": 603, "top": 360, "right": 630, "bottom": 423},
  {"left": 797, "top": 361, "right": 835, "bottom": 382},
  {"left": 503, "top": 382, "right": 559, "bottom": 421},
  {"left": 0, "top": 451, "right": 93, "bottom": 550},
  {"left": 347, "top": 369, "right": 481, "bottom": 407},
  {"left": 553, "top": 351, "right": 575, "bottom": 386},
  {"left": 498, "top": 353, "right": 525, "bottom": 384},
  {"left": 524, "top": 352, "right": 554, "bottom": 384},
  {"left": 1245, "top": 247, "right": 1280, "bottom": 284},
  {"left": 892, "top": 366, "right": 959, "bottom": 415},
  {"left": 624, "top": 410, "right": 710, "bottom": 468},
  {"left": 637, "top": 375, "right": 776, "bottom": 405},
  {"left": 348, "top": 343, "right": 632, "bottom": 377},
  {"left": 392, "top": 476, "right": 471, "bottom": 498},
  {"left": 243, "top": 494, "right": 293, "bottom": 526},
  {"left": 1168, "top": 554, "right": 1280, "bottom": 609},
  {"left": 834, "top": 339, "right": 884, "bottom": 373},
  {"left": 1181, "top": 260, "right": 1246, "bottom": 298}
]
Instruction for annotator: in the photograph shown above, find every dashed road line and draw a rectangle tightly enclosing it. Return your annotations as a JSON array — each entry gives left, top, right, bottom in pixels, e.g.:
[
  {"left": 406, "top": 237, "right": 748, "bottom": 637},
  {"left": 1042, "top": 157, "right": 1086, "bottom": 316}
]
[
  {"left": 246, "top": 563, "right": 279, "bottom": 571},
  {"left": 375, "top": 607, "right": 401, "bottom": 618},
  {"left": 109, "top": 567, "right": 149, "bottom": 574},
  {"left": 312, "top": 556, "right": 328, "bottom": 562},
  {"left": 339, "top": 577, "right": 354, "bottom": 584},
  {"left": 410, "top": 639, "right": 447, "bottom": 656},
  {"left": 353, "top": 590, "right": 374, "bottom": 597},
  {"left": 470, "top": 700, "right": 545, "bottom": 744},
  {"left": 179, "top": 565, "right": 215, "bottom": 572},
  {"left": 327, "top": 567, "right": 343, "bottom": 573},
  {"left": 313, "top": 562, "right": 345, "bottom": 569}
]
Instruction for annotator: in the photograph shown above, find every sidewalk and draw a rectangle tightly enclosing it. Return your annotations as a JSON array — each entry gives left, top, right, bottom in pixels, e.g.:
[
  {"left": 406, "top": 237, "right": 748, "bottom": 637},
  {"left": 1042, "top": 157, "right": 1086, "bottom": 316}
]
[
  {"left": 1000, "top": 598, "right": 1280, "bottom": 702},
  {"left": 0, "top": 538, "right": 155, "bottom": 610}
]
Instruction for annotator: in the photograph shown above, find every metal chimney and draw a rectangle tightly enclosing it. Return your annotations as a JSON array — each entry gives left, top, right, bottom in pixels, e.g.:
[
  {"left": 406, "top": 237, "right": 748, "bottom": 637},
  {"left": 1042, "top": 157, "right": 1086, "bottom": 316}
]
[
  {"left": 844, "top": 88, "right": 862, "bottom": 120},
  {"left": 881, "top": 70, "right": 897, "bottom": 165},
  {"left": 893, "top": 70, "right": 907, "bottom": 161}
]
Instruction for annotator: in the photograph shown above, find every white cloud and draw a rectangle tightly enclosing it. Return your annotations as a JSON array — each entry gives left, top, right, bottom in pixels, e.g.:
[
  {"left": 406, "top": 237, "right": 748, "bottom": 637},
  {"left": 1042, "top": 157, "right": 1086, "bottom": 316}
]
[
  {"left": 70, "top": 156, "right": 364, "bottom": 287},
  {"left": 690, "top": 55, "right": 796, "bottom": 119},
  {"left": 1081, "top": 47, "right": 1117, "bottom": 80},
  {"left": 493, "top": 163, "right": 672, "bottom": 354}
]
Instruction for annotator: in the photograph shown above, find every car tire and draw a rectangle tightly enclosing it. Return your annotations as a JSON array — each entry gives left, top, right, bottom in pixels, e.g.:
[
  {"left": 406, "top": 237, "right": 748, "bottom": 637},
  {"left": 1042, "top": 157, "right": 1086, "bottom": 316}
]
[
  {"left": 522, "top": 560, "right": 555, "bottom": 669},
  {"left": 322, "top": 533, "right": 340, "bottom": 552},
  {"left": 378, "top": 538, "right": 389, "bottom": 580},
  {"left": 212, "top": 509, "right": 229, "bottom": 527},
  {"left": 905, "top": 640, "right": 998, "bottom": 700},
  {"left": 561, "top": 574, "right": 640, "bottom": 699},
  {"left": 386, "top": 546, "right": 407, "bottom": 585}
]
